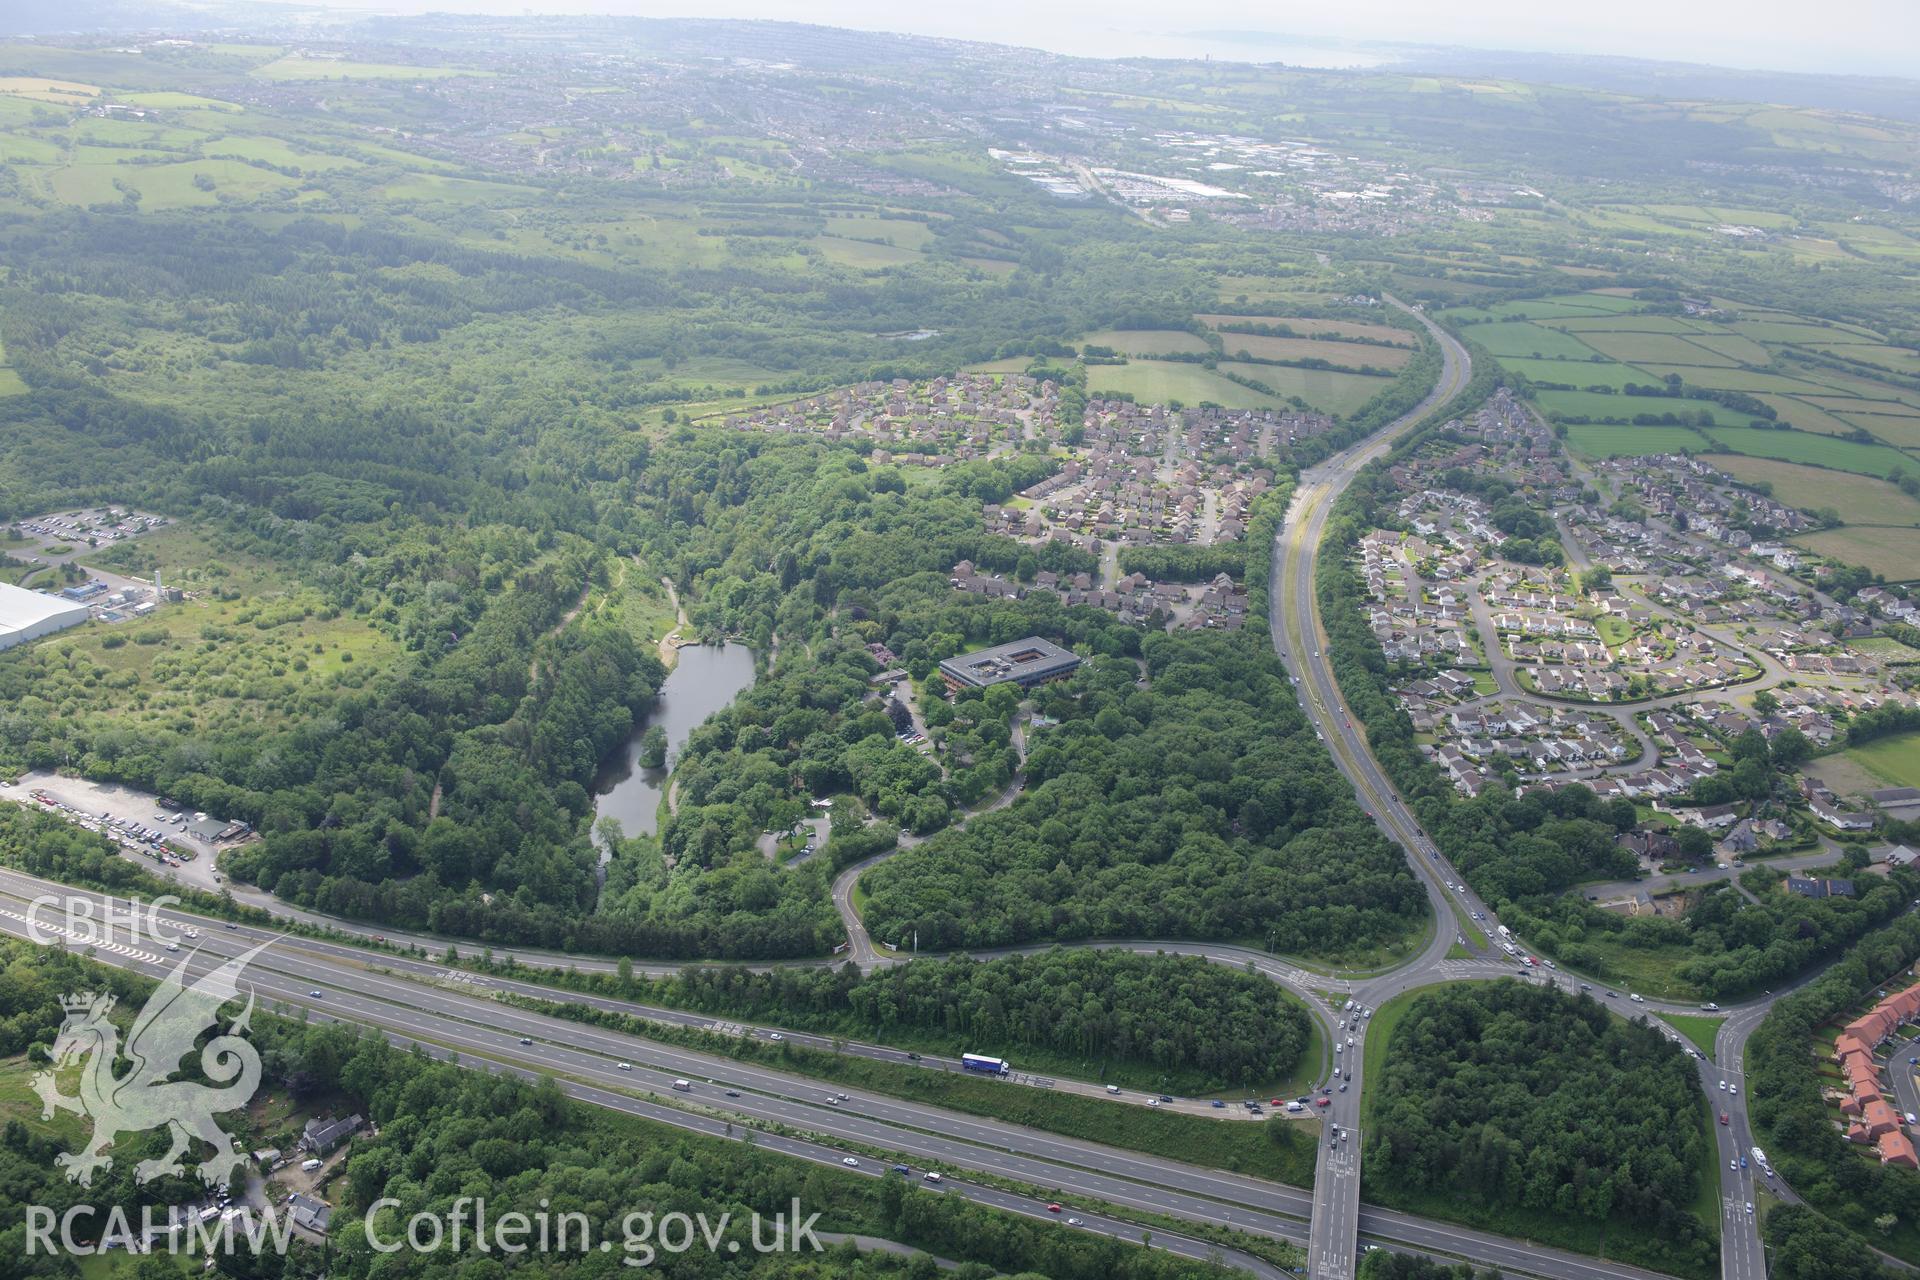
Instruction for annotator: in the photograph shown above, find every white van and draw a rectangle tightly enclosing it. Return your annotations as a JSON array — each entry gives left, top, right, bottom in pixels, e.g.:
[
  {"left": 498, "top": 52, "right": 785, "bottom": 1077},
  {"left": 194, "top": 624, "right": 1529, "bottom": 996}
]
[
  {"left": 300, "top": 1158, "right": 321, "bottom": 1173},
  {"left": 672, "top": 1079, "right": 691, "bottom": 1092},
  {"left": 1105, "top": 1084, "right": 1120, "bottom": 1095}
]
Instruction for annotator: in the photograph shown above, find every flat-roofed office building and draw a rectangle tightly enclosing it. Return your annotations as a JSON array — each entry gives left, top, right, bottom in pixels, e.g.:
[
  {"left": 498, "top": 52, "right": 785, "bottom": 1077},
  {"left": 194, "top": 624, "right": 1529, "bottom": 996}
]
[{"left": 937, "top": 637, "right": 1081, "bottom": 693}]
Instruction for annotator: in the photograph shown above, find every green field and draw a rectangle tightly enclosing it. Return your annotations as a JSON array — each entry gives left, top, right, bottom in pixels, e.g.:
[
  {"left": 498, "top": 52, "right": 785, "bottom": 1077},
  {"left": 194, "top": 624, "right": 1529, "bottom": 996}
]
[
  {"left": 813, "top": 235, "right": 921, "bottom": 269},
  {"left": 1468, "top": 320, "right": 1604, "bottom": 360},
  {"left": 1082, "top": 328, "right": 1212, "bottom": 356},
  {"left": 1755, "top": 394, "right": 1859, "bottom": 437},
  {"left": 1576, "top": 330, "right": 1738, "bottom": 366},
  {"left": 1217, "top": 332, "right": 1412, "bottom": 369},
  {"left": 1089, "top": 361, "right": 1284, "bottom": 408},
  {"left": 205, "top": 135, "right": 362, "bottom": 171},
  {"left": 1837, "top": 732, "right": 1920, "bottom": 789},
  {"left": 1199, "top": 316, "right": 1415, "bottom": 346},
  {"left": 1794, "top": 526, "right": 1920, "bottom": 579},
  {"left": 47, "top": 157, "right": 302, "bottom": 209},
  {"left": 1702, "top": 427, "right": 1915, "bottom": 479},
  {"left": 1538, "top": 388, "right": 1731, "bottom": 423},
  {"left": 1563, "top": 425, "right": 1712, "bottom": 456},
  {"left": 1706, "top": 454, "right": 1920, "bottom": 524},
  {"left": 1642, "top": 366, "right": 1837, "bottom": 395},
  {"left": 1501, "top": 357, "right": 1662, "bottom": 390},
  {"left": 1837, "top": 412, "right": 1920, "bottom": 449},
  {"left": 1218, "top": 362, "right": 1394, "bottom": 416}
]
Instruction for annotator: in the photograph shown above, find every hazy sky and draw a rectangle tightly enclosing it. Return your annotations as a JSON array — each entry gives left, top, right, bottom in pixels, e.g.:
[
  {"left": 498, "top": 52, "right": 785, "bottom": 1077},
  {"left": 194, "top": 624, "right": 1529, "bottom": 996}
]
[{"left": 302, "top": 0, "right": 1920, "bottom": 78}]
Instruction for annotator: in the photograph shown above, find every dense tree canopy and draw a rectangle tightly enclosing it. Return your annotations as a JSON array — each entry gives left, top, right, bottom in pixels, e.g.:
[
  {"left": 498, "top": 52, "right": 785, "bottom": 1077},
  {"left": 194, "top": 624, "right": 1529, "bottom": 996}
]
[{"left": 1368, "top": 982, "right": 1716, "bottom": 1277}]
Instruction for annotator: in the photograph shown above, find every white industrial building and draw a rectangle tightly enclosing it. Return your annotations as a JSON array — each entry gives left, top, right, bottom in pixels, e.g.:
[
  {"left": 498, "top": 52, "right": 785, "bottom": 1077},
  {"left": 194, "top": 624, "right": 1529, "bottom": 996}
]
[{"left": 0, "top": 582, "right": 90, "bottom": 652}]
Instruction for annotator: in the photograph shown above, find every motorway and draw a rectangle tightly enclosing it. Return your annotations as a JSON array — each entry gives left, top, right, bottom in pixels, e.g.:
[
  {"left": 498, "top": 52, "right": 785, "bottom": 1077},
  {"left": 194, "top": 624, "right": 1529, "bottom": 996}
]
[
  {"left": 1268, "top": 294, "right": 1473, "bottom": 1280},
  {"left": 0, "top": 865, "right": 1699, "bottom": 1280}
]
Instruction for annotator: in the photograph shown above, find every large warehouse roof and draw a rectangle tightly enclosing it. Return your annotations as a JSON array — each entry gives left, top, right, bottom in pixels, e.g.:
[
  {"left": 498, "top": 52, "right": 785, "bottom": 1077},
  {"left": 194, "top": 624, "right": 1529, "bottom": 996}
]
[{"left": 0, "top": 581, "right": 90, "bottom": 644}]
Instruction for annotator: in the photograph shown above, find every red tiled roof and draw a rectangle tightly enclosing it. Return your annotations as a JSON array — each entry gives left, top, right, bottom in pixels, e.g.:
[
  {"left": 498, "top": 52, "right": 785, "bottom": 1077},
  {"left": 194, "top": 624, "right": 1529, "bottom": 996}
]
[
  {"left": 1861, "top": 1100, "right": 1902, "bottom": 1137},
  {"left": 1880, "top": 1132, "right": 1920, "bottom": 1169}
]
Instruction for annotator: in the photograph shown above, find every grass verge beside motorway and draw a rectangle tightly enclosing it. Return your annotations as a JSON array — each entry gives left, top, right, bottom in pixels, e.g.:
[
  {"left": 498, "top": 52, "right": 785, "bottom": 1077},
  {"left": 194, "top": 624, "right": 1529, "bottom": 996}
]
[{"left": 502, "top": 992, "right": 1320, "bottom": 1190}]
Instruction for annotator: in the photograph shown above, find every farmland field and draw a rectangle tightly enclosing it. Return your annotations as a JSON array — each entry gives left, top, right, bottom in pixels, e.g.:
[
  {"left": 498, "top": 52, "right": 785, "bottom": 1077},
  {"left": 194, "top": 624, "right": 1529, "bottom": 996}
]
[
  {"left": 1467, "top": 320, "right": 1603, "bottom": 360},
  {"left": 45, "top": 157, "right": 302, "bottom": 209},
  {"left": 1563, "top": 425, "right": 1711, "bottom": 456},
  {"left": 1082, "top": 328, "right": 1212, "bottom": 356},
  {"left": 1704, "top": 455, "right": 1920, "bottom": 524},
  {"left": 1575, "top": 331, "right": 1737, "bottom": 366},
  {"left": 1638, "top": 366, "right": 1837, "bottom": 395},
  {"left": 1217, "top": 332, "right": 1412, "bottom": 369},
  {"left": 0, "top": 76, "right": 99, "bottom": 102},
  {"left": 1216, "top": 362, "right": 1393, "bottom": 416},
  {"left": 1555, "top": 315, "right": 1707, "bottom": 334},
  {"left": 1499, "top": 358, "right": 1661, "bottom": 390},
  {"left": 205, "top": 135, "right": 363, "bottom": 171},
  {"left": 1088, "top": 361, "right": 1283, "bottom": 409},
  {"left": 1199, "top": 316, "right": 1416, "bottom": 346},
  {"left": 1837, "top": 733, "right": 1920, "bottom": 790},
  {"left": 1753, "top": 395, "right": 1858, "bottom": 437},
  {"left": 1536, "top": 389, "right": 1732, "bottom": 423},
  {"left": 1701, "top": 427, "right": 1914, "bottom": 479},
  {"left": 1794, "top": 526, "right": 1920, "bottom": 580}
]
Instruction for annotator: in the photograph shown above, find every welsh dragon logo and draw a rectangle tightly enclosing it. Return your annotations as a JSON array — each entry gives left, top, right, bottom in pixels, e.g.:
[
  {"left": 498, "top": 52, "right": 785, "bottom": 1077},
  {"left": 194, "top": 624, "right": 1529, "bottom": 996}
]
[{"left": 32, "top": 940, "right": 273, "bottom": 1188}]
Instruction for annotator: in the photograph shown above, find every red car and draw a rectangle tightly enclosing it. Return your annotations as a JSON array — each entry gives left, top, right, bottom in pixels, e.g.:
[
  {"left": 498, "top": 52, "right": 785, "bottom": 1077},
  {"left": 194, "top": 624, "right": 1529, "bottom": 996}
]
[
  {"left": 1046, "top": 1204, "right": 1062, "bottom": 1213},
  {"left": 1720, "top": 1112, "right": 1730, "bottom": 1126},
  {"left": 1270, "top": 1098, "right": 1285, "bottom": 1107},
  {"left": 1316, "top": 1097, "right": 1332, "bottom": 1108}
]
